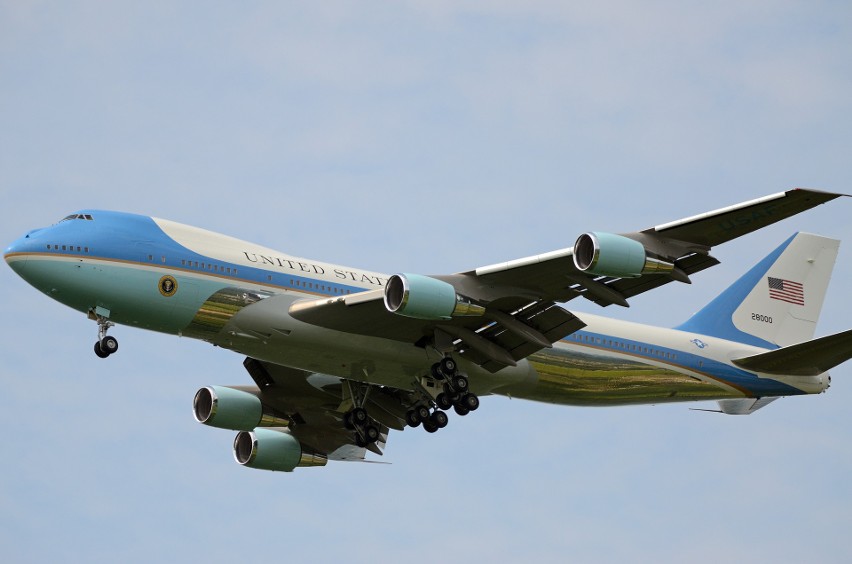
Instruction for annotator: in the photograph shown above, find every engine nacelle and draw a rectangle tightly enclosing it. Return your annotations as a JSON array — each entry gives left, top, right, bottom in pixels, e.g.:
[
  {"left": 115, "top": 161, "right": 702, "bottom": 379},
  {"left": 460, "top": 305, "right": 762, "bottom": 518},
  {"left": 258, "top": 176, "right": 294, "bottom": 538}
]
[
  {"left": 233, "top": 429, "right": 327, "bottom": 472},
  {"left": 573, "top": 232, "right": 674, "bottom": 278},
  {"left": 193, "top": 386, "right": 290, "bottom": 431},
  {"left": 384, "top": 273, "right": 485, "bottom": 320}
]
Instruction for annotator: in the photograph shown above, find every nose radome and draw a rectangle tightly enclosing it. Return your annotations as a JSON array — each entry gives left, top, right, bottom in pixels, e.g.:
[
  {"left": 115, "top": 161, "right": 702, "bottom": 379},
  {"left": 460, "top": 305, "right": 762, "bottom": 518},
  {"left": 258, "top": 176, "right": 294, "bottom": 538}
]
[{"left": 5, "top": 234, "right": 32, "bottom": 272}]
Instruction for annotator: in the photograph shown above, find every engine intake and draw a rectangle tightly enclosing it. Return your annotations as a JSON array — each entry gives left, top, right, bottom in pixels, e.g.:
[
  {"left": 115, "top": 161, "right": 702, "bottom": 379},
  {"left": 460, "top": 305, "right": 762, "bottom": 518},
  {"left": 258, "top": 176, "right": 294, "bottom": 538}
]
[
  {"left": 193, "top": 386, "right": 290, "bottom": 431},
  {"left": 233, "top": 429, "right": 327, "bottom": 472},
  {"left": 384, "top": 273, "right": 484, "bottom": 320},
  {"left": 573, "top": 232, "right": 674, "bottom": 278}
]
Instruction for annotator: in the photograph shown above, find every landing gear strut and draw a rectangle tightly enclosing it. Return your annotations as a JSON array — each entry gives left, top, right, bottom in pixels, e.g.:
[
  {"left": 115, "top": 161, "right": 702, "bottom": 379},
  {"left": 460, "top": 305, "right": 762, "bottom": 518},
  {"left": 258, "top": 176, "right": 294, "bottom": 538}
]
[
  {"left": 342, "top": 383, "right": 381, "bottom": 447},
  {"left": 92, "top": 312, "right": 118, "bottom": 359}
]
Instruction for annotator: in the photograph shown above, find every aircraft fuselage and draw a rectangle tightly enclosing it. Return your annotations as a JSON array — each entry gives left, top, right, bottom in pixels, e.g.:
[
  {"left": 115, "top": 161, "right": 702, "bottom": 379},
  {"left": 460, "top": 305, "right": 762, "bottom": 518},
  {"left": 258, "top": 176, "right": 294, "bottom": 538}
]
[{"left": 4, "top": 210, "right": 829, "bottom": 408}]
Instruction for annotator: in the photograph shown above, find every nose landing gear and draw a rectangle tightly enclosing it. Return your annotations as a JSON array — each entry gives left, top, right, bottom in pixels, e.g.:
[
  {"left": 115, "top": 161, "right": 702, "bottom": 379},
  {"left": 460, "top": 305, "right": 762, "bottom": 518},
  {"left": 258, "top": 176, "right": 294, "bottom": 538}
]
[{"left": 90, "top": 310, "right": 118, "bottom": 359}]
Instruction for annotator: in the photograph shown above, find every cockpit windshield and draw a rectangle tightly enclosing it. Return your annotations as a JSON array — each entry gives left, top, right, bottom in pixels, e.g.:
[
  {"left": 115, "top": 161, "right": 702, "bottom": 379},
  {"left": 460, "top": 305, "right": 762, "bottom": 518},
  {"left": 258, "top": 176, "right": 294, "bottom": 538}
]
[{"left": 59, "top": 214, "right": 94, "bottom": 223}]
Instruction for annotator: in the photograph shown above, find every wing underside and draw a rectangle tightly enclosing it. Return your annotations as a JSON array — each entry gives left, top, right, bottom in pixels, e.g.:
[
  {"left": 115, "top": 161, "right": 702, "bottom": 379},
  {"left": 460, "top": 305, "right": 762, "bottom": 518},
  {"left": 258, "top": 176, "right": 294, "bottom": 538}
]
[{"left": 242, "top": 357, "right": 419, "bottom": 459}]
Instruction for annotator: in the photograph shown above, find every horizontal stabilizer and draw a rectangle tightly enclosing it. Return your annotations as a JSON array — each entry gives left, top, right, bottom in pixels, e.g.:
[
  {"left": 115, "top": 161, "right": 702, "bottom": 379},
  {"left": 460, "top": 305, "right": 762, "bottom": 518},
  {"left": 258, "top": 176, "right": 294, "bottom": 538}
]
[
  {"left": 692, "top": 397, "right": 778, "bottom": 415},
  {"left": 732, "top": 329, "right": 852, "bottom": 376}
]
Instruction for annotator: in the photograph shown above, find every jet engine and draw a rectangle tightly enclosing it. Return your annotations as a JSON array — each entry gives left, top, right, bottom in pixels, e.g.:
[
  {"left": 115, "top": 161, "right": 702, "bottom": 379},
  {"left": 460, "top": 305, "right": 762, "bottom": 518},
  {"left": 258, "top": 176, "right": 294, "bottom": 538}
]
[
  {"left": 193, "top": 386, "right": 290, "bottom": 431},
  {"left": 573, "top": 232, "right": 674, "bottom": 278},
  {"left": 383, "top": 273, "right": 485, "bottom": 320},
  {"left": 233, "top": 429, "right": 327, "bottom": 472}
]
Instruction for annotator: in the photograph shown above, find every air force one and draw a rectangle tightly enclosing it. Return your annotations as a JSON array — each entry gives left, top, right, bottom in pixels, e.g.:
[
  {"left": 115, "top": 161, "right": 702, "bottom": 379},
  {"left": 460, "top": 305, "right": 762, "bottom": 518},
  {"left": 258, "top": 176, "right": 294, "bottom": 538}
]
[{"left": 5, "top": 189, "right": 852, "bottom": 471}]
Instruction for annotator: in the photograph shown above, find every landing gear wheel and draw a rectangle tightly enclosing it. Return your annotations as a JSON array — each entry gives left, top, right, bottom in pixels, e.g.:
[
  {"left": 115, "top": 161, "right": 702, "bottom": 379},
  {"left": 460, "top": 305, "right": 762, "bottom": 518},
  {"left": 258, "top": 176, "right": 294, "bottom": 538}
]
[
  {"left": 452, "top": 375, "right": 469, "bottom": 392},
  {"left": 439, "top": 357, "right": 457, "bottom": 376},
  {"left": 364, "top": 425, "right": 380, "bottom": 443},
  {"left": 454, "top": 404, "right": 470, "bottom": 417},
  {"left": 355, "top": 434, "right": 368, "bottom": 447},
  {"left": 351, "top": 407, "right": 368, "bottom": 425},
  {"left": 430, "top": 410, "right": 449, "bottom": 429},
  {"left": 431, "top": 364, "right": 445, "bottom": 380},
  {"left": 94, "top": 341, "right": 110, "bottom": 359},
  {"left": 423, "top": 422, "right": 439, "bottom": 433},
  {"left": 100, "top": 336, "right": 119, "bottom": 355},
  {"left": 436, "top": 393, "right": 453, "bottom": 410},
  {"left": 415, "top": 405, "right": 431, "bottom": 422},
  {"left": 405, "top": 409, "right": 421, "bottom": 428},
  {"left": 343, "top": 411, "right": 355, "bottom": 430},
  {"left": 461, "top": 393, "right": 480, "bottom": 411}
]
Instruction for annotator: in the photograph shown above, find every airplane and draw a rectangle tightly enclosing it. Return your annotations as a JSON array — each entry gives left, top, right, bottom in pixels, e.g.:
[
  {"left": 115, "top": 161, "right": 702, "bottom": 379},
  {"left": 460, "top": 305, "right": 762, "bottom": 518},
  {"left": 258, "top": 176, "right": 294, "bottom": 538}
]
[{"left": 5, "top": 188, "right": 852, "bottom": 472}]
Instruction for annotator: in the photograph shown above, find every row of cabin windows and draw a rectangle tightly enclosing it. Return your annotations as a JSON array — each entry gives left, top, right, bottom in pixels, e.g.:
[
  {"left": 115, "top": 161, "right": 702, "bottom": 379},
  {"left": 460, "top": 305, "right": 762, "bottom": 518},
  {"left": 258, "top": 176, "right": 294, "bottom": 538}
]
[
  {"left": 175, "top": 257, "right": 238, "bottom": 276},
  {"left": 47, "top": 244, "right": 89, "bottom": 253},
  {"left": 289, "top": 279, "right": 352, "bottom": 294},
  {"left": 571, "top": 333, "right": 677, "bottom": 360}
]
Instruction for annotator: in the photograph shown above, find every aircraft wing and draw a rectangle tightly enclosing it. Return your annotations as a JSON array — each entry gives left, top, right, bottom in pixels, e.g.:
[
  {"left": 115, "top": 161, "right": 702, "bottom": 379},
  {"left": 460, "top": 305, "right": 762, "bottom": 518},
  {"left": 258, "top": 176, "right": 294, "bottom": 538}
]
[
  {"left": 466, "top": 188, "right": 842, "bottom": 307},
  {"left": 290, "top": 189, "right": 842, "bottom": 371},
  {"left": 242, "top": 357, "right": 416, "bottom": 459}
]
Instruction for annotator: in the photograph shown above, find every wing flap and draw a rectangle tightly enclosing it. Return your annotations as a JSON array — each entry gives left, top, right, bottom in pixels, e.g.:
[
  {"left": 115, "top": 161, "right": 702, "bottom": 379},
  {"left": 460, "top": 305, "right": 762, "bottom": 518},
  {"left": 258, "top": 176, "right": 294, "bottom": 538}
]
[
  {"left": 732, "top": 329, "right": 852, "bottom": 376},
  {"left": 461, "top": 303, "right": 586, "bottom": 372},
  {"left": 579, "top": 253, "right": 720, "bottom": 307}
]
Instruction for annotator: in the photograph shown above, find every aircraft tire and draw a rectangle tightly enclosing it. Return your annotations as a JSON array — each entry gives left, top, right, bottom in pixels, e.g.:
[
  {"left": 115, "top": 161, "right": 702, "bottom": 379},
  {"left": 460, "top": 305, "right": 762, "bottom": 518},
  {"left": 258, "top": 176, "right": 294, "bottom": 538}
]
[
  {"left": 405, "top": 409, "right": 421, "bottom": 428},
  {"left": 351, "top": 407, "right": 368, "bottom": 424},
  {"left": 94, "top": 341, "right": 110, "bottom": 358},
  {"left": 100, "top": 336, "right": 118, "bottom": 355},
  {"left": 462, "top": 393, "right": 480, "bottom": 411}
]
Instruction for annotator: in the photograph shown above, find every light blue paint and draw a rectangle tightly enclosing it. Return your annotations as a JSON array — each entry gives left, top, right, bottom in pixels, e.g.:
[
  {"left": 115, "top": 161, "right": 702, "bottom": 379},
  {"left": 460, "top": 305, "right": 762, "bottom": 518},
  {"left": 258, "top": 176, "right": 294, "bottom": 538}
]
[{"left": 674, "top": 233, "right": 798, "bottom": 349}]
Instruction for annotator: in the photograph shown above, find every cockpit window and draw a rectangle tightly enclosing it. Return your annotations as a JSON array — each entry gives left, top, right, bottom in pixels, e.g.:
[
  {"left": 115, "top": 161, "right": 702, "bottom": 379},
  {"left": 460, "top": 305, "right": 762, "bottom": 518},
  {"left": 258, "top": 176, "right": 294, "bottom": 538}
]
[{"left": 59, "top": 214, "right": 94, "bottom": 222}]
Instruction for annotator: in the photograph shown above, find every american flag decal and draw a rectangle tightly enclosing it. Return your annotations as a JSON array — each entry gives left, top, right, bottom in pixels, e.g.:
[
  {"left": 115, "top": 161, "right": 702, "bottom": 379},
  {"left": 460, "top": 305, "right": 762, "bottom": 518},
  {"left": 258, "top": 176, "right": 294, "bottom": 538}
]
[{"left": 768, "top": 277, "right": 805, "bottom": 305}]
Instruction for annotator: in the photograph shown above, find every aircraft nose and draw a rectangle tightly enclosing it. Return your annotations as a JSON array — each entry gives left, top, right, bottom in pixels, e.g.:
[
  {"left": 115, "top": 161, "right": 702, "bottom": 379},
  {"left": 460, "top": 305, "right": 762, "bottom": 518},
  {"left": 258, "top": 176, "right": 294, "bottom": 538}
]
[{"left": 5, "top": 231, "right": 37, "bottom": 273}]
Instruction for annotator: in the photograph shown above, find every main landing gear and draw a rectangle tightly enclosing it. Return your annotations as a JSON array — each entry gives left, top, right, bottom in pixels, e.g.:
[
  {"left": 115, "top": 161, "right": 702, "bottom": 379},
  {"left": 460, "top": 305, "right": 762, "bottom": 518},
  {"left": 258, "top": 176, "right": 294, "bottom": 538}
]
[
  {"left": 405, "top": 357, "right": 479, "bottom": 434},
  {"left": 342, "top": 383, "right": 382, "bottom": 448},
  {"left": 92, "top": 314, "right": 119, "bottom": 359},
  {"left": 343, "top": 407, "right": 381, "bottom": 448}
]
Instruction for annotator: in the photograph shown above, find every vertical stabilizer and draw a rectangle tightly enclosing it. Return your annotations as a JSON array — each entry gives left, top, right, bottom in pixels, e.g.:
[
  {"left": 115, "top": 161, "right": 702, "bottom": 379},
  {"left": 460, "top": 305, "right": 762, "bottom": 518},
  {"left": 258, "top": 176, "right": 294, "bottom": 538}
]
[{"left": 676, "top": 233, "right": 839, "bottom": 348}]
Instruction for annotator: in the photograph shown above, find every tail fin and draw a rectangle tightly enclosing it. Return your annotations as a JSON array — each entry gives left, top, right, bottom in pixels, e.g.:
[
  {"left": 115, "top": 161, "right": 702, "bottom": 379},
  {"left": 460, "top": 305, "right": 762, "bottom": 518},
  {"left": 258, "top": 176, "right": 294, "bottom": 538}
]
[{"left": 676, "top": 233, "right": 839, "bottom": 348}]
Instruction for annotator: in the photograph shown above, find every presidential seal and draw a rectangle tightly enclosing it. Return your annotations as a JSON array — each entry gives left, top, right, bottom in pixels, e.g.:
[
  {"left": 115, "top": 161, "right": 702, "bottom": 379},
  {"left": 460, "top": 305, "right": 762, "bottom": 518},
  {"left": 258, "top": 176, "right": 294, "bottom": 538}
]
[{"left": 159, "top": 275, "right": 178, "bottom": 297}]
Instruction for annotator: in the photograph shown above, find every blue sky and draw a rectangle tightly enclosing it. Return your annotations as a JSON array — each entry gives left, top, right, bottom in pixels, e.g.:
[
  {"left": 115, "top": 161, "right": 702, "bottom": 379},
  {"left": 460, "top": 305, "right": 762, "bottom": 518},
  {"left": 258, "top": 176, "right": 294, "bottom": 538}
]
[{"left": 2, "top": 2, "right": 851, "bottom": 562}]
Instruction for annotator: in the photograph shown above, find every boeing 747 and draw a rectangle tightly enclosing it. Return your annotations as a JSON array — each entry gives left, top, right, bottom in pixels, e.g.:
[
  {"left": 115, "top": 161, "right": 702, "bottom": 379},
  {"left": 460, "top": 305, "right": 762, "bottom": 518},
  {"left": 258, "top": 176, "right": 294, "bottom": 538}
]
[{"left": 5, "top": 189, "right": 851, "bottom": 471}]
